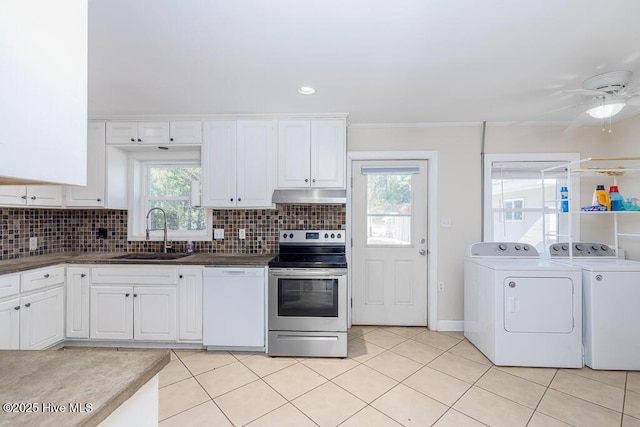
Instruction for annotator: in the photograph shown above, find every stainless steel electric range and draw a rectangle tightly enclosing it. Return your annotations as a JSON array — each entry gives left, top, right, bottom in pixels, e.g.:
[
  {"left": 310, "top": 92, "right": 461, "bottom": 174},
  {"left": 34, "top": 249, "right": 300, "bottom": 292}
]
[{"left": 267, "top": 229, "right": 348, "bottom": 358}]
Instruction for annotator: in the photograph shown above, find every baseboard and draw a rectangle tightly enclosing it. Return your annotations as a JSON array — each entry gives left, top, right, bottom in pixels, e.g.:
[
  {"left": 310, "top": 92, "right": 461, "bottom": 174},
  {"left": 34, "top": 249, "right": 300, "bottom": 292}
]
[{"left": 437, "top": 320, "right": 464, "bottom": 331}]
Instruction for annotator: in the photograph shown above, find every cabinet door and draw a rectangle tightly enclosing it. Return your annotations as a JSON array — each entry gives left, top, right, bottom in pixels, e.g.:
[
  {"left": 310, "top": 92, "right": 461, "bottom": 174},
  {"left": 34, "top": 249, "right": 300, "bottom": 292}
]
[
  {"left": 237, "top": 120, "right": 274, "bottom": 207},
  {"left": 178, "top": 268, "right": 203, "bottom": 341},
  {"left": 138, "top": 122, "right": 170, "bottom": 145},
  {"left": 202, "top": 121, "right": 237, "bottom": 207},
  {"left": 106, "top": 122, "right": 138, "bottom": 144},
  {"left": 134, "top": 286, "right": 176, "bottom": 341},
  {"left": 66, "top": 121, "right": 106, "bottom": 207},
  {"left": 0, "top": 186, "right": 27, "bottom": 206},
  {"left": 26, "top": 186, "right": 63, "bottom": 207},
  {"left": 311, "top": 120, "right": 346, "bottom": 188},
  {"left": 277, "top": 120, "right": 311, "bottom": 188},
  {"left": 90, "top": 286, "right": 133, "bottom": 340},
  {"left": 20, "top": 287, "right": 64, "bottom": 350},
  {"left": 170, "top": 121, "right": 202, "bottom": 144},
  {"left": 66, "top": 267, "right": 90, "bottom": 338},
  {"left": 0, "top": 298, "right": 21, "bottom": 350}
]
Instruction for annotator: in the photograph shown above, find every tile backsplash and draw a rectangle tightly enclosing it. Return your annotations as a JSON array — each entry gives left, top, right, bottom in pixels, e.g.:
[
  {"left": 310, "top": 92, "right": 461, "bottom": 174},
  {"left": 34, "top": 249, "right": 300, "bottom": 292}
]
[{"left": 0, "top": 205, "right": 345, "bottom": 260}]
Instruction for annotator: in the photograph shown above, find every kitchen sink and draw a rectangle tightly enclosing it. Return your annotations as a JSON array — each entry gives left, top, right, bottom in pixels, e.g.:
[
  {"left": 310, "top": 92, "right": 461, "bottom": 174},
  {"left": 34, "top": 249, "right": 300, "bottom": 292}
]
[{"left": 112, "top": 253, "right": 191, "bottom": 261}]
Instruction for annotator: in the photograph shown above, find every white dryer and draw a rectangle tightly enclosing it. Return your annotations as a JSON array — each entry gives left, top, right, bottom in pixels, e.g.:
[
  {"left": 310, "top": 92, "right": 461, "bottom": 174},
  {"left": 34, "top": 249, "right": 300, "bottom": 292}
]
[
  {"left": 549, "top": 242, "right": 640, "bottom": 370},
  {"left": 464, "top": 242, "right": 583, "bottom": 368}
]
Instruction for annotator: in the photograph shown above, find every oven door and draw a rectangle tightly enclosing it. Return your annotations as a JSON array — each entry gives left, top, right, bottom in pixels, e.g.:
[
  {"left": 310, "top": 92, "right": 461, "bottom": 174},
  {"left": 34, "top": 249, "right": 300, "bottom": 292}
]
[{"left": 268, "top": 268, "right": 347, "bottom": 332}]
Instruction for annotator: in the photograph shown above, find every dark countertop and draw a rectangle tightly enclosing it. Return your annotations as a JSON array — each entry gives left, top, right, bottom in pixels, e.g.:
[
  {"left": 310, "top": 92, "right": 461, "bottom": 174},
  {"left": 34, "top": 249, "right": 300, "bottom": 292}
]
[
  {"left": 0, "top": 252, "right": 275, "bottom": 276},
  {"left": 0, "top": 349, "right": 169, "bottom": 427}
]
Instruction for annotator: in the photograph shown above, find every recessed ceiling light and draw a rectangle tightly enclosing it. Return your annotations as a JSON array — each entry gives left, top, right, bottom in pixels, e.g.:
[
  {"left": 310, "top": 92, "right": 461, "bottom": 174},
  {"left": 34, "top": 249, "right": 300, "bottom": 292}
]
[{"left": 297, "top": 86, "right": 316, "bottom": 95}]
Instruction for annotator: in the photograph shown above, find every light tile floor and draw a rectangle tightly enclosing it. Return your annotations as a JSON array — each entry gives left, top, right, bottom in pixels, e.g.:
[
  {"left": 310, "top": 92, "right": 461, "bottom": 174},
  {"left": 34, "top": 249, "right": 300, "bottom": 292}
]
[{"left": 116, "top": 327, "right": 640, "bottom": 426}]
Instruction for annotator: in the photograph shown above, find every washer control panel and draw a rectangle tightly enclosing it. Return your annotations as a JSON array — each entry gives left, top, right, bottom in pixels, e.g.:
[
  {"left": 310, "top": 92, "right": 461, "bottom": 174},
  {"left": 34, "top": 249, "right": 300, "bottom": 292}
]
[
  {"left": 468, "top": 242, "right": 539, "bottom": 257},
  {"left": 549, "top": 242, "right": 616, "bottom": 258}
]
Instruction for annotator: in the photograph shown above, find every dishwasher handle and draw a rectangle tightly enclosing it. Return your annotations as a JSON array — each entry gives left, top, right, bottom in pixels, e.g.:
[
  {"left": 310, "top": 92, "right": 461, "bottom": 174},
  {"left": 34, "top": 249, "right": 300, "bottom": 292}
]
[{"left": 204, "top": 268, "right": 265, "bottom": 278}]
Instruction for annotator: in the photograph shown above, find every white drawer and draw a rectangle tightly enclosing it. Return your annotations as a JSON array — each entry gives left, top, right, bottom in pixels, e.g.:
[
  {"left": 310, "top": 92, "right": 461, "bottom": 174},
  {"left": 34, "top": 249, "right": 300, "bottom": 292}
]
[
  {"left": 91, "top": 266, "right": 178, "bottom": 285},
  {"left": 21, "top": 266, "right": 65, "bottom": 293},
  {"left": 0, "top": 274, "right": 20, "bottom": 299}
]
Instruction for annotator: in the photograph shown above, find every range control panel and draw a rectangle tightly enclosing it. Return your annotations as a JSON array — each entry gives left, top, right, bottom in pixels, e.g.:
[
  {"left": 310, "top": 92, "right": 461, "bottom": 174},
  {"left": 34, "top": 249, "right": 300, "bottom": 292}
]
[
  {"left": 468, "top": 242, "right": 539, "bottom": 258},
  {"left": 280, "top": 229, "right": 345, "bottom": 244},
  {"left": 549, "top": 242, "right": 616, "bottom": 258}
]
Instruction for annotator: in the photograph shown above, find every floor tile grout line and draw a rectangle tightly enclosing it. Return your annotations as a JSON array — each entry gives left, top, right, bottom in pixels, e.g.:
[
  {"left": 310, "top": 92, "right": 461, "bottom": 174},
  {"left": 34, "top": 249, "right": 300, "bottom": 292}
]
[
  {"left": 541, "top": 387, "right": 625, "bottom": 421},
  {"left": 561, "top": 367, "right": 629, "bottom": 390},
  {"left": 548, "top": 372, "right": 626, "bottom": 413},
  {"left": 157, "top": 400, "right": 216, "bottom": 425},
  {"left": 188, "top": 372, "right": 236, "bottom": 427}
]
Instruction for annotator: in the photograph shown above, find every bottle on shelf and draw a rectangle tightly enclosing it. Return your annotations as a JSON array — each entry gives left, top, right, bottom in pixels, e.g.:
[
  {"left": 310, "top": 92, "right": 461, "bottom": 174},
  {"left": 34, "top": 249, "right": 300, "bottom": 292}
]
[
  {"left": 592, "top": 185, "right": 611, "bottom": 211},
  {"left": 609, "top": 186, "right": 625, "bottom": 211},
  {"left": 560, "top": 186, "right": 569, "bottom": 212}
]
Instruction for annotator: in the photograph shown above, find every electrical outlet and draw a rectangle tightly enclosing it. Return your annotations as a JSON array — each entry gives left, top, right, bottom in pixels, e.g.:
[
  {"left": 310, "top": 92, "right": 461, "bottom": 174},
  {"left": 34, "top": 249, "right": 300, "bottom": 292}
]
[
  {"left": 214, "top": 229, "right": 224, "bottom": 240},
  {"left": 239, "top": 229, "right": 246, "bottom": 239},
  {"left": 438, "top": 282, "right": 445, "bottom": 292},
  {"left": 29, "top": 237, "right": 38, "bottom": 251}
]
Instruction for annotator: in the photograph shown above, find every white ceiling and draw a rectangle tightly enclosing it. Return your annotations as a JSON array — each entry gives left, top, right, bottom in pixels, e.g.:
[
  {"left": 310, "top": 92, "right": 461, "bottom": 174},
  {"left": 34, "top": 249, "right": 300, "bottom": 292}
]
[{"left": 88, "top": 0, "right": 640, "bottom": 125}]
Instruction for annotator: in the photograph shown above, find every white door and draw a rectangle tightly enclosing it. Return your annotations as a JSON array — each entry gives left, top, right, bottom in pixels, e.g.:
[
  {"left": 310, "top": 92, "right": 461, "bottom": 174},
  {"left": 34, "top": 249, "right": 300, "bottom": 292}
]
[
  {"left": 134, "top": 286, "right": 176, "bottom": 341},
  {"left": 352, "top": 160, "right": 429, "bottom": 326},
  {"left": 237, "top": 120, "right": 274, "bottom": 207},
  {"left": 66, "top": 267, "right": 90, "bottom": 338},
  {"left": 90, "top": 286, "right": 133, "bottom": 340},
  {"left": 66, "top": 121, "right": 106, "bottom": 207},
  {"left": 178, "top": 268, "right": 203, "bottom": 341},
  {"left": 0, "top": 298, "right": 21, "bottom": 349},
  {"left": 20, "top": 287, "right": 64, "bottom": 349}
]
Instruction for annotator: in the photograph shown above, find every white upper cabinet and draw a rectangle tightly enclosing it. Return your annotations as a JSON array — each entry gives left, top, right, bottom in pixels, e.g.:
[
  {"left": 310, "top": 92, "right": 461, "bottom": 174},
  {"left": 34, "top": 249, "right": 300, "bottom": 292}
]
[
  {"left": 169, "top": 121, "right": 202, "bottom": 144},
  {"left": 202, "top": 120, "right": 275, "bottom": 208},
  {"left": 106, "top": 121, "right": 201, "bottom": 145},
  {"left": 0, "top": 186, "right": 62, "bottom": 207},
  {"left": 66, "top": 121, "right": 106, "bottom": 207},
  {"left": 277, "top": 119, "right": 346, "bottom": 189}
]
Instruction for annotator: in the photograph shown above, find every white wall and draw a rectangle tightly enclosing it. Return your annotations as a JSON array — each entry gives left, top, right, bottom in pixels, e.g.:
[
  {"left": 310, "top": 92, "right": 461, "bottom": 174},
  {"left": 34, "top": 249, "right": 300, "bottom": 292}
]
[{"left": 348, "top": 122, "right": 626, "bottom": 323}]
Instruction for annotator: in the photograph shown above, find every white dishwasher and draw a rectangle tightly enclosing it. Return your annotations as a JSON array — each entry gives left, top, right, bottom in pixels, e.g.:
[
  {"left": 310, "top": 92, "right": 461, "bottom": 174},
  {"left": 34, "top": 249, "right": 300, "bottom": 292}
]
[{"left": 203, "top": 267, "right": 266, "bottom": 351}]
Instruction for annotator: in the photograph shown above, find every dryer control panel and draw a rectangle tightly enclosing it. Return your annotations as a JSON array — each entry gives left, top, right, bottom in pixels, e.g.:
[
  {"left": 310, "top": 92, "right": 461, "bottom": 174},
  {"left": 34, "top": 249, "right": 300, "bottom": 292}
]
[
  {"left": 549, "top": 242, "right": 616, "bottom": 258},
  {"left": 468, "top": 242, "right": 539, "bottom": 258}
]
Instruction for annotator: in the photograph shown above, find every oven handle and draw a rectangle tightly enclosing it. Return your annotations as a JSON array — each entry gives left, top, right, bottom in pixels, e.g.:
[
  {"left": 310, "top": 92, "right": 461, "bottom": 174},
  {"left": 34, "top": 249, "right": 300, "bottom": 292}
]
[{"left": 269, "top": 268, "right": 347, "bottom": 277}]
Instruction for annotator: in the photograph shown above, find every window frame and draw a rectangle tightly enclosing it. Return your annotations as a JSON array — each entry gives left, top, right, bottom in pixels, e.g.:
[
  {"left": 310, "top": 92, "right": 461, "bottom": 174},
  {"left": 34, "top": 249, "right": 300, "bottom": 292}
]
[
  {"left": 483, "top": 153, "right": 580, "bottom": 249},
  {"left": 503, "top": 198, "right": 525, "bottom": 222},
  {"left": 128, "top": 151, "right": 211, "bottom": 241}
]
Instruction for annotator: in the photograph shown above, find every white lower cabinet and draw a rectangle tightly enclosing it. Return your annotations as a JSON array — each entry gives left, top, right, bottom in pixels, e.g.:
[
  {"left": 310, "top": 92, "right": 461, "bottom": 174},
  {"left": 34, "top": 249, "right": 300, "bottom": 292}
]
[
  {"left": 178, "top": 268, "right": 203, "bottom": 341},
  {"left": 90, "top": 285, "right": 177, "bottom": 341},
  {"left": 0, "top": 297, "right": 21, "bottom": 349},
  {"left": 66, "top": 267, "right": 90, "bottom": 338},
  {"left": 20, "top": 287, "right": 65, "bottom": 350}
]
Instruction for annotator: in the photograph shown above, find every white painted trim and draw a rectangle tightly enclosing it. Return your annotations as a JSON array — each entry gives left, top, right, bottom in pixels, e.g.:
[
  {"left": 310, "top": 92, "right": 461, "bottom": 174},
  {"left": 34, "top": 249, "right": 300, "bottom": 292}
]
[
  {"left": 347, "top": 150, "right": 439, "bottom": 330},
  {"left": 437, "top": 320, "right": 464, "bottom": 332},
  {"left": 347, "top": 121, "right": 573, "bottom": 129}
]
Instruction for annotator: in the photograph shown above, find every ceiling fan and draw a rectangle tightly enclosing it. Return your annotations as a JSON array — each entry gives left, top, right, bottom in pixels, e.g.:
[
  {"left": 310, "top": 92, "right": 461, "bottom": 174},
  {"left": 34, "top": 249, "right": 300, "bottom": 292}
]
[{"left": 560, "top": 70, "right": 640, "bottom": 130}]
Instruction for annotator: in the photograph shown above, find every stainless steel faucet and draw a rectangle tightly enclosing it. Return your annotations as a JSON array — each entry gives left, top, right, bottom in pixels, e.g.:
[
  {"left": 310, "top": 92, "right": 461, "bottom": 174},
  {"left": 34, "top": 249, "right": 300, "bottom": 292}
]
[{"left": 145, "top": 207, "right": 172, "bottom": 253}]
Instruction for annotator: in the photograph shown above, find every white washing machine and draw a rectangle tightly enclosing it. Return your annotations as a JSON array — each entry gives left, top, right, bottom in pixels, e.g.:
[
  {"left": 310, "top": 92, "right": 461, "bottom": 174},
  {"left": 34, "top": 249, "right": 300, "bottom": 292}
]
[
  {"left": 549, "top": 242, "right": 640, "bottom": 370},
  {"left": 464, "top": 242, "right": 583, "bottom": 368}
]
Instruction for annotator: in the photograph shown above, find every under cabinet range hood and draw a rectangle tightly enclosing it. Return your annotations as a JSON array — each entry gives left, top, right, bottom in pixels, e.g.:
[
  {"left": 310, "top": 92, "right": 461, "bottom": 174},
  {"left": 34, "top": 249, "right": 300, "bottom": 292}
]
[{"left": 272, "top": 189, "right": 346, "bottom": 204}]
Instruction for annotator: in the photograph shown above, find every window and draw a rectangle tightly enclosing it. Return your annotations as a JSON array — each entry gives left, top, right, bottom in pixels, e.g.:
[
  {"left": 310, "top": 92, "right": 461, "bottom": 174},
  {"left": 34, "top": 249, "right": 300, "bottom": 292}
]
[
  {"left": 504, "top": 198, "right": 524, "bottom": 222},
  {"left": 484, "top": 153, "right": 580, "bottom": 250},
  {"left": 129, "top": 152, "right": 211, "bottom": 241}
]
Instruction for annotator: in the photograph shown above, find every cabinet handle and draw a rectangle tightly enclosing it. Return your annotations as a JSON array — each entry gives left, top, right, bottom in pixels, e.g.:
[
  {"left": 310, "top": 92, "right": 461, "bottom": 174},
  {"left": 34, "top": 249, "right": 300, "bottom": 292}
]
[
  {"left": 179, "top": 275, "right": 183, "bottom": 279},
  {"left": 44, "top": 274, "right": 50, "bottom": 278},
  {"left": 133, "top": 294, "right": 138, "bottom": 298},
  {"left": 81, "top": 273, "right": 86, "bottom": 278},
  {"left": 21, "top": 195, "right": 27, "bottom": 200},
  {"left": 230, "top": 198, "right": 234, "bottom": 202},
  {"left": 170, "top": 137, "right": 174, "bottom": 142},
  {"left": 312, "top": 179, "right": 316, "bottom": 183},
  {"left": 97, "top": 198, "right": 101, "bottom": 202},
  {"left": 305, "top": 178, "right": 309, "bottom": 183},
  {"left": 238, "top": 197, "right": 241, "bottom": 202},
  {"left": 125, "top": 293, "right": 130, "bottom": 297},
  {"left": 137, "top": 138, "right": 142, "bottom": 142},
  {"left": 25, "top": 303, "right": 31, "bottom": 308},
  {"left": 130, "top": 138, "right": 135, "bottom": 142},
  {"left": 14, "top": 306, "right": 20, "bottom": 311},
  {"left": 31, "top": 196, "right": 37, "bottom": 200}
]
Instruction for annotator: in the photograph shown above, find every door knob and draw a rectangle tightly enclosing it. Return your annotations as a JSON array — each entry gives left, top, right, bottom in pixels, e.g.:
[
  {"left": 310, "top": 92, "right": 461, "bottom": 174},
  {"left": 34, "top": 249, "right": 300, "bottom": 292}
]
[{"left": 419, "top": 249, "right": 426, "bottom": 256}]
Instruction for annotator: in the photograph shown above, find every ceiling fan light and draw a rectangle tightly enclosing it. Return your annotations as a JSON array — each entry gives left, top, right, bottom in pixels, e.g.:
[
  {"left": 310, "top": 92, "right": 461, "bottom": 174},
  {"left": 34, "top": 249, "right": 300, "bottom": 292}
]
[{"left": 587, "top": 101, "right": 626, "bottom": 119}]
